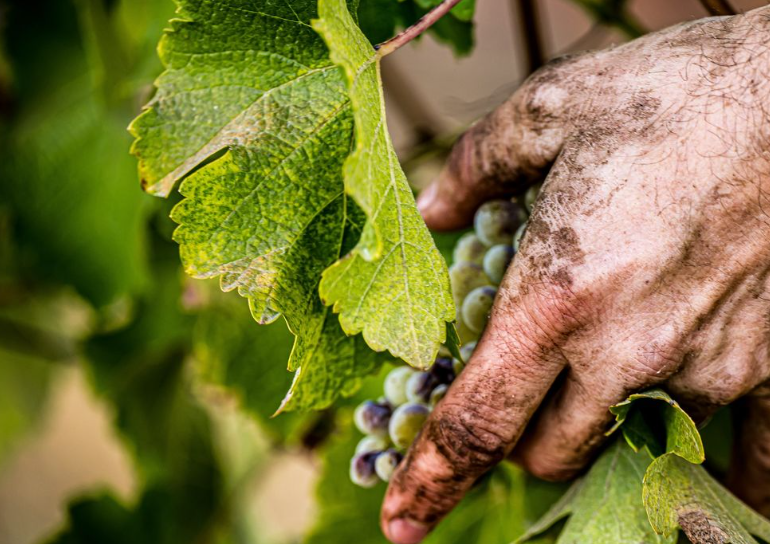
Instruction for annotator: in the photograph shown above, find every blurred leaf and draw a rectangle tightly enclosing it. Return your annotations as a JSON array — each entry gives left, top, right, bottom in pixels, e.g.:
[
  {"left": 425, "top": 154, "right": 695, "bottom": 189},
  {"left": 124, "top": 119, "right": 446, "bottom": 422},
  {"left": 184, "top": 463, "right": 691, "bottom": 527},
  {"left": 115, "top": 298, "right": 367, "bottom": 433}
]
[
  {"left": 192, "top": 286, "right": 310, "bottom": 442},
  {"left": 518, "top": 439, "right": 675, "bottom": 544},
  {"left": 0, "top": 349, "right": 55, "bottom": 464},
  {"left": 0, "top": 286, "right": 92, "bottom": 463},
  {"left": 414, "top": 0, "right": 475, "bottom": 22},
  {"left": 0, "top": 86, "right": 151, "bottom": 307},
  {"left": 357, "top": 0, "right": 474, "bottom": 55},
  {"left": 315, "top": 0, "right": 457, "bottom": 369}
]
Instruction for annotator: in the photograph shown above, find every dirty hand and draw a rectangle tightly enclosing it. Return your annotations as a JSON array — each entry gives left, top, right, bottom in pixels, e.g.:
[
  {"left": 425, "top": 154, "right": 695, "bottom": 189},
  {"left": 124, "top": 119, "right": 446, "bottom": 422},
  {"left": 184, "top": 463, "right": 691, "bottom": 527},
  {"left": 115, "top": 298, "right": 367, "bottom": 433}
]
[{"left": 382, "top": 6, "right": 770, "bottom": 544}]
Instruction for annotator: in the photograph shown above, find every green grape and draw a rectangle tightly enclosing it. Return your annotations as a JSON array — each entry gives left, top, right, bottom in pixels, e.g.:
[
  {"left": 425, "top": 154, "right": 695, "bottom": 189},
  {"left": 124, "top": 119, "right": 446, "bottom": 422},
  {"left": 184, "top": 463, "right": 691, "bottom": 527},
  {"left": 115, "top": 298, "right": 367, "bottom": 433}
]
[
  {"left": 513, "top": 221, "right": 527, "bottom": 252},
  {"left": 374, "top": 449, "right": 403, "bottom": 482},
  {"left": 474, "top": 200, "right": 527, "bottom": 246},
  {"left": 483, "top": 244, "right": 514, "bottom": 285},
  {"left": 430, "top": 384, "right": 448, "bottom": 407},
  {"left": 452, "top": 357, "right": 464, "bottom": 375},
  {"left": 453, "top": 232, "right": 488, "bottom": 265},
  {"left": 461, "top": 286, "right": 497, "bottom": 333},
  {"left": 406, "top": 371, "right": 438, "bottom": 403},
  {"left": 350, "top": 452, "right": 380, "bottom": 488},
  {"left": 354, "top": 400, "right": 392, "bottom": 437},
  {"left": 384, "top": 366, "right": 415, "bottom": 406},
  {"left": 459, "top": 341, "right": 477, "bottom": 362},
  {"left": 525, "top": 183, "right": 542, "bottom": 212},
  {"left": 355, "top": 435, "right": 390, "bottom": 455},
  {"left": 389, "top": 402, "right": 430, "bottom": 450},
  {"left": 449, "top": 262, "right": 491, "bottom": 306}
]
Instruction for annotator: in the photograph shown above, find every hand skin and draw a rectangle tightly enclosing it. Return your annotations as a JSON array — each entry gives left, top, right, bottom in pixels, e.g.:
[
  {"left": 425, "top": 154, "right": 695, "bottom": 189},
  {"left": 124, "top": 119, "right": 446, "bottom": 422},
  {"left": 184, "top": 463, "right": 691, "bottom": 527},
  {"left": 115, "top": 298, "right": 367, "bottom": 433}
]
[{"left": 381, "top": 7, "right": 770, "bottom": 544}]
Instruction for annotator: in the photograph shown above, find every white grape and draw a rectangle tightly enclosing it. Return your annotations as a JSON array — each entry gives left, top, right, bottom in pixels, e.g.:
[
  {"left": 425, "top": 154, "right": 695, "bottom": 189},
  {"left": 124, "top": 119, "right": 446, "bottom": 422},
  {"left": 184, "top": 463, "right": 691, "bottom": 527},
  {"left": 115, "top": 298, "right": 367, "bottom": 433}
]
[
  {"left": 474, "top": 200, "right": 527, "bottom": 246},
  {"left": 461, "top": 286, "right": 497, "bottom": 333},
  {"left": 383, "top": 366, "right": 415, "bottom": 406},
  {"left": 483, "top": 244, "right": 514, "bottom": 285},
  {"left": 453, "top": 232, "right": 488, "bottom": 265},
  {"left": 389, "top": 402, "right": 430, "bottom": 449}
]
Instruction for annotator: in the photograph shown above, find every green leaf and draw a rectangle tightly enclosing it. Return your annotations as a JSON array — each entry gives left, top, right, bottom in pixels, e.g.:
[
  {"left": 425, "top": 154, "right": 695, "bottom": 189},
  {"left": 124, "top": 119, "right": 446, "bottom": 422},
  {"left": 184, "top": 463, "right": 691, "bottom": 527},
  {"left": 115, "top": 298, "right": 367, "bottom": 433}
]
[
  {"left": 610, "top": 389, "right": 704, "bottom": 464},
  {"left": 357, "top": 0, "right": 474, "bottom": 56},
  {"left": 1, "top": 84, "right": 151, "bottom": 307},
  {"left": 518, "top": 439, "right": 676, "bottom": 544},
  {"left": 131, "top": 0, "right": 388, "bottom": 411},
  {"left": 314, "top": 0, "right": 455, "bottom": 369},
  {"left": 414, "top": 0, "right": 475, "bottom": 21},
  {"left": 644, "top": 454, "right": 770, "bottom": 544}
]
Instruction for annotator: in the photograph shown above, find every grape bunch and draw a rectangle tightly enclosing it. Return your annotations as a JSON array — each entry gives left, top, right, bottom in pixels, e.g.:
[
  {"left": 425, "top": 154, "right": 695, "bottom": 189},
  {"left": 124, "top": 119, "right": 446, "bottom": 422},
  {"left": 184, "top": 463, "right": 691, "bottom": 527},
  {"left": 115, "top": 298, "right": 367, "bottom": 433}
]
[{"left": 349, "top": 185, "right": 541, "bottom": 487}]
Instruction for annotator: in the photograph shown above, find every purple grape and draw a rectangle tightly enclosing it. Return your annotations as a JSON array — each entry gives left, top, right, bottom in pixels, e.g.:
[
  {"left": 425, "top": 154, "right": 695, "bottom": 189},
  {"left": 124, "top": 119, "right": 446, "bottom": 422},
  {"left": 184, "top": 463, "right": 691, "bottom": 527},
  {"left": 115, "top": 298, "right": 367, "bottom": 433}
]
[
  {"left": 350, "top": 451, "right": 379, "bottom": 488},
  {"left": 354, "top": 400, "right": 392, "bottom": 436},
  {"left": 430, "top": 357, "right": 455, "bottom": 385},
  {"left": 405, "top": 371, "right": 438, "bottom": 403}
]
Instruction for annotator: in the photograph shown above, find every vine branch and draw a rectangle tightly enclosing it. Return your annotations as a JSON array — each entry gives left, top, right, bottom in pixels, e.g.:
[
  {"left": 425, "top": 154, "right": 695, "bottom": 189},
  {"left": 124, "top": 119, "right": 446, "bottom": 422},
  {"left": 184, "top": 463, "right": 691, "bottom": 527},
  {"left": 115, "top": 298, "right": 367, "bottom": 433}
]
[{"left": 376, "top": 0, "right": 464, "bottom": 57}]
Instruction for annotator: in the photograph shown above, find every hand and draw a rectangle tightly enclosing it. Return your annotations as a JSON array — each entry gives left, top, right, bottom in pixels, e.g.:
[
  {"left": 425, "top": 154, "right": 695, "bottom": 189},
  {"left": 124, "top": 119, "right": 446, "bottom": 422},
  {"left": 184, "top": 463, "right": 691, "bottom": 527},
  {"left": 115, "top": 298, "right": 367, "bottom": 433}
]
[{"left": 381, "top": 7, "right": 770, "bottom": 543}]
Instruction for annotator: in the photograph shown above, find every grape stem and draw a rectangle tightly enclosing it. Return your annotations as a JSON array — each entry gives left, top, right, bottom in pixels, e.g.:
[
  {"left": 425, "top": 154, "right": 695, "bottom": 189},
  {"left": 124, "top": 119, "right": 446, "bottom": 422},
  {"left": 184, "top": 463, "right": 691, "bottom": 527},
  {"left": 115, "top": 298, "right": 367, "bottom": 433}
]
[{"left": 376, "top": 0, "right": 464, "bottom": 57}]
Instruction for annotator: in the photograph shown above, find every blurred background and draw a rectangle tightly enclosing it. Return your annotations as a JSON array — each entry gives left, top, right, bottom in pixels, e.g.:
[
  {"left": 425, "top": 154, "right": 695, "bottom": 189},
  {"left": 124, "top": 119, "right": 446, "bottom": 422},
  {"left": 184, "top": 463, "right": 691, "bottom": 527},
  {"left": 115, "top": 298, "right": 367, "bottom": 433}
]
[{"left": 0, "top": 0, "right": 765, "bottom": 543}]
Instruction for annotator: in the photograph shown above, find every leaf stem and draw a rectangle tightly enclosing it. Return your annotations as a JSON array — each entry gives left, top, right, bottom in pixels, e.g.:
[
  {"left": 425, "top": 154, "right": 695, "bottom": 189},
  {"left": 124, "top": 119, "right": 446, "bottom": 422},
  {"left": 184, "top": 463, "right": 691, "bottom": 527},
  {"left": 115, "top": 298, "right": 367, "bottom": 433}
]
[{"left": 376, "top": 0, "right": 464, "bottom": 57}]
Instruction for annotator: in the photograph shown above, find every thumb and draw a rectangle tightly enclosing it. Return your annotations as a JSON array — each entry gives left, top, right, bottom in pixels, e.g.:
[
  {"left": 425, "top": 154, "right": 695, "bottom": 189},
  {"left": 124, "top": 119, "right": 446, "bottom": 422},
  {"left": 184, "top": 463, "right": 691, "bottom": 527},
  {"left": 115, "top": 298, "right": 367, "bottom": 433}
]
[
  {"left": 417, "top": 76, "right": 567, "bottom": 231},
  {"left": 380, "top": 278, "right": 571, "bottom": 544}
]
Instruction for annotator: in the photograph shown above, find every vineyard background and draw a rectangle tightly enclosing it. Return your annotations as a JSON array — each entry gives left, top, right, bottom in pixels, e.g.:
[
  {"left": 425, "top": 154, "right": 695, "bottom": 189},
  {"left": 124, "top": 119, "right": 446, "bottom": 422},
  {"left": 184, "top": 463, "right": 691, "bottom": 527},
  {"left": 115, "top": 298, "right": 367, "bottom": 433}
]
[{"left": 0, "top": 1, "right": 765, "bottom": 543}]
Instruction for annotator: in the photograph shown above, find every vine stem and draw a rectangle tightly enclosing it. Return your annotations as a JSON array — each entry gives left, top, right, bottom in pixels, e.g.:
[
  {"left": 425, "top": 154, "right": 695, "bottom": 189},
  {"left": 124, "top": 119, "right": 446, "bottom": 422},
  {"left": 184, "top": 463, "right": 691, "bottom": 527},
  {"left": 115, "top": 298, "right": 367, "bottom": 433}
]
[{"left": 376, "top": 0, "right": 464, "bottom": 57}]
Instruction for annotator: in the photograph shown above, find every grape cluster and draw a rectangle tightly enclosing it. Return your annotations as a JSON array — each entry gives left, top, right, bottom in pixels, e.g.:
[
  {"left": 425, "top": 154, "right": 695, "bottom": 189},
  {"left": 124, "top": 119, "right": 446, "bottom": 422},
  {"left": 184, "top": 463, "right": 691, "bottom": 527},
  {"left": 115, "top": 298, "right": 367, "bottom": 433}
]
[{"left": 349, "top": 186, "right": 540, "bottom": 487}]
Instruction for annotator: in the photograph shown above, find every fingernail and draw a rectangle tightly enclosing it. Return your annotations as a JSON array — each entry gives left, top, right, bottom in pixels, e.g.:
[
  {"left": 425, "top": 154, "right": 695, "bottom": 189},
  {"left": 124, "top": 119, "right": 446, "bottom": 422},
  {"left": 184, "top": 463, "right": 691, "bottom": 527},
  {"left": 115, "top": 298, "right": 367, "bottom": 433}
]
[
  {"left": 387, "top": 518, "right": 429, "bottom": 544},
  {"left": 416, "top": 184, "right": 438, "bottom": 215}
]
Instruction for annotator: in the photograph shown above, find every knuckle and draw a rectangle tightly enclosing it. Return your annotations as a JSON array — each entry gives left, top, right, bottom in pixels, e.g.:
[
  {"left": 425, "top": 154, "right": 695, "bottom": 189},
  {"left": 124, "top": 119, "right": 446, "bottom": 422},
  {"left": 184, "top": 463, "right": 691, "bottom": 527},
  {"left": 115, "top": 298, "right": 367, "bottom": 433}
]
[
  {"left": 675, "top": 360, "right": 761, "bottom": 406},
  {"left": 516, "top": 53, "right": 585, "bottom": 119},
  {"left": 427, "top": 404, "right": 508, "bottom": 477}
]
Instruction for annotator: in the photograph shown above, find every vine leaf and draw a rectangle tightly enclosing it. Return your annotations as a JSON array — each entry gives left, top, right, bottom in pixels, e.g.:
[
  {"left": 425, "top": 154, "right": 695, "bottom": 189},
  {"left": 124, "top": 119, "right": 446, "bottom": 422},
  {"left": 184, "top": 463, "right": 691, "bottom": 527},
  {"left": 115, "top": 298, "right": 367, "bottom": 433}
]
[
  {"left": 516, "top": 440, "right": 676, "bottom": 544},
  {"left": 609, "top": 388, "right": 704, "bottom": 464},
  {"left": 416, "top": 0, "right": 475, "bottom": 21},
  {"left": 609, "top": 389, "right": 770, "bottom": 544},
  {"left": 643, "top": 455, "right": 770, "bottom": 544},
  {"left": 129, "top": 0, "right": 384, "bottom": 411},
  {"left": 314, "top": 0, "right": 456, "bottom": 369},
  {"left": 517, "top": 439, "right": 676, "bottom": 544}
]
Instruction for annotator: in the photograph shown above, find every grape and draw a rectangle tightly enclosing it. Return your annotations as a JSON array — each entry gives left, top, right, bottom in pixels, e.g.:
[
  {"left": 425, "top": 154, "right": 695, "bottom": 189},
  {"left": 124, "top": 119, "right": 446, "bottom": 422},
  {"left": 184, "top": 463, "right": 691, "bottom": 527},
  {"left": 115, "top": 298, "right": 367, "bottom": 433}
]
[
  {"left": 430, "top": 357, "right": 455, "bottom": 385},
  {"left": 384, "top": 366, "right": 415, "bottom": 406},
  {"left": 389, "top": 402, "right": 431, "bottom": 449},
  {"left": 513, "top": 221, "right": 527, "bottom": 252},
  {"left": 483, "top": 244, "right": 514, "bottom": 285},
  {"left": 452, "top": 358, "right": 464, "bottom": 375},
  {"left": 374, "top": 449, "right": 403, "bottom": 482},
  {"left": 453, "top": 232, "right": 488, "bottom": 265},
  {"left": 405, "top": 371, "right": 438, "bottom": 403},
  {"left": 350, "top": 451, "right": 380, "bottom": 488},
  {"left": 355, "top": 435, "right": 390, "bottom": 455},
  {"left": 449, "top": 262, "right": 491, "bottom": 306},
  {"left": 459, "top": 341, "right": 477, "bottom": 363},
  {"left": 354, "top": 400, "right": 392, "bottom": 436},
  {"left": 461, "top": 286, "right": 497, "bottom": 333},
  {"left": 524, "top": 183, "right": 542, "bottom": 212},
  {"left": 430, "top": 384, "right": 448, "bottom": 407},
  {"left": 474, "top": 200, "right": 527, "bottom": 246}
]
